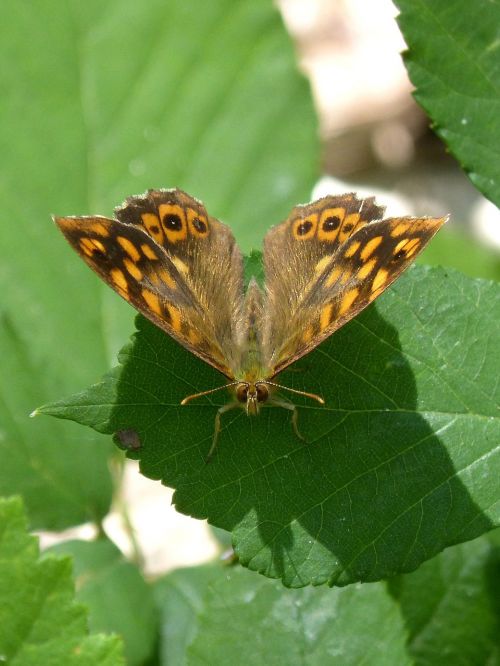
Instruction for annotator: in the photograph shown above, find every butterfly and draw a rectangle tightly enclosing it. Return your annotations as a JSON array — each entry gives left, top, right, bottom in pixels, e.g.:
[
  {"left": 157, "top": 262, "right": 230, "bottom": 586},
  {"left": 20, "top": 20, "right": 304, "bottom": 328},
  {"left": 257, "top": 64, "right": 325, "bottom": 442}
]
[{"left": 55, "top": 189, "right": 447, "bottom": 459}]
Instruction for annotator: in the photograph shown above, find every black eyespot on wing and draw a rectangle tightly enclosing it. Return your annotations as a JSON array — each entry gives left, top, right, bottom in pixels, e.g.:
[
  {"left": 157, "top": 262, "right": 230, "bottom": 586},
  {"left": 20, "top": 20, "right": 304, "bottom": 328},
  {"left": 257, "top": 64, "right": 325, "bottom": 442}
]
[
  {"left": 192, "top": 217, "right": 207, "bottom": 233},
  {"left": 322, "top": 216, "right": 341, "bottom": 231},
  {"left": 297, "top": 220, "right": 313, "bottom": 236},
  {"left": 163, "top": 214, "right": 182, "bottom": 230}
]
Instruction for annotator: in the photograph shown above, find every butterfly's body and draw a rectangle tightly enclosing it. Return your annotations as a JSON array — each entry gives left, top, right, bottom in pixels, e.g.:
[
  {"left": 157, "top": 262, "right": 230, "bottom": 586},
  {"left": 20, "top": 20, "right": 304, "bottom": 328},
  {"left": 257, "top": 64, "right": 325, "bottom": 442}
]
[{"left": 55, "top": 188, "right": 446, "bottom": 459}]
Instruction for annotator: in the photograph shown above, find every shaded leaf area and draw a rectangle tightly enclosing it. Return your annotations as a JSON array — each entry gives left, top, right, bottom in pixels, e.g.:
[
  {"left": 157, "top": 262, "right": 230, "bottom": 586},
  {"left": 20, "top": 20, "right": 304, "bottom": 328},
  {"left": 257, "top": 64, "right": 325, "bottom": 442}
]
[
  {"left": 47, "top": 539, "right": 157, "bottom": 666},
  {"left": 0, "top": 314, "right": 114, "bottom": 530},
  {"left": 41, "top": 265, "right": 500, "bottom": 587},
  {"left": 155, "top": 563, "right": 411, "bottom": 666},
  {"left": 0, "top": 497, "right": 124, "bottom": 665},
  {"left": 395, "top": 0, "right": 500, "bottom": 207},
  {"left": 389, "top": 532, "right": 500, "bottom": 665},
  {"left": 0, "top": 0, "right": 317, "bottom": 527}
]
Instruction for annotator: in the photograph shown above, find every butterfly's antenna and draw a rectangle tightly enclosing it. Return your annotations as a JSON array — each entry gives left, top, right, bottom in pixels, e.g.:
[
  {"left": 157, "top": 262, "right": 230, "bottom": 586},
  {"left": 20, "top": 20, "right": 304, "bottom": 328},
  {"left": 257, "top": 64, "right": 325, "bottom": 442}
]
[
  {"left": 260, "top": 381, "right": 325, "bottom": 405},
  {"left": 181, "top": 382, "right": 241, "bottom": 405}
]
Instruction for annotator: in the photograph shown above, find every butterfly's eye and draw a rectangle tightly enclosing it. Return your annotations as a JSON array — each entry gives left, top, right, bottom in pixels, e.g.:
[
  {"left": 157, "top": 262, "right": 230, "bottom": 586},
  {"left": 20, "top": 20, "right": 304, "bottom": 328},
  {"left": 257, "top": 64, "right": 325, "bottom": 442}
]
[
  {"left": 256, "top": 384, "right": 269, "bottom": 403},
  {"left": 236, "top": 384, "right": 249, "bottom": 403}
]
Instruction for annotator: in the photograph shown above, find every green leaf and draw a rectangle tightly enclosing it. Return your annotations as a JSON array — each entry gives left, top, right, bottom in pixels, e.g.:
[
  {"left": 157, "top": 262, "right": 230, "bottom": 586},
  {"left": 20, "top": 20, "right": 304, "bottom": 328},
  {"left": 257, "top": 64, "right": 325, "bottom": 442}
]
[
  {"left": 395, "top": 0, "right": 500, "bottom": 207},
  {"left": 389, "top": 533, "right": 500, "bottom": 664},
  {"left": 155, "top": 564, "right": 411, "bottom": 665},
  {"left": 154, "top": 564, "right": 221, "bottom": 666},
  {"left": 47, "top": 539, "right": 157, "bottom": 666},
  {"left": 0, "top": 497, "right": 124, "bottom": 666},
  {"left": 0, "top": 314, "right": 114, "bottom": 530},
  {"left": 40, "top": 265, "right": 500, "bottom": 587}
]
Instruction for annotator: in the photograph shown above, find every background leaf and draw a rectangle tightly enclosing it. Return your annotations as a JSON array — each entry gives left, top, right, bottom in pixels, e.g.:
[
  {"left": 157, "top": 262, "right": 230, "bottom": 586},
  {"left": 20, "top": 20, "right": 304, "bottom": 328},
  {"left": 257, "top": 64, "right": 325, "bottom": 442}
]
[
  {"left": 389, "top": 532, "right": 500, "bottom": 664},
  {"left": 0, "top": 316, "right": 113, "bottom": 530},
  {"left": 395, "top": 0, "right": 500, "bottom": 207},
  {"left": 155, "top": 563, "right": 411, "bottom": 666},
  {"left": 41, "top": 265, "right": 500, "bottom": 587},
  {"left": 0, "top": 497, "right": 124, "bottom": 665},
  {"left": 47, "top": 539, "right": 157, "bottom": 666}
]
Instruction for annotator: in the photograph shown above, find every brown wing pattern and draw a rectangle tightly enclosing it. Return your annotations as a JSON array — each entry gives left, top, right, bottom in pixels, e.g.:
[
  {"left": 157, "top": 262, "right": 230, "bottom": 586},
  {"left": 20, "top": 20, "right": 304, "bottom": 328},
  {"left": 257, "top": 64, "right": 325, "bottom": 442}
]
[
  {"left": 263, "top": 198, "right": 447, "bottom": 376},
  {"left": 114, "top": 188, "right": 244, "bottom": 366},
  {"left": 55, "top": 194, "right": 243, "bottom": 377}
]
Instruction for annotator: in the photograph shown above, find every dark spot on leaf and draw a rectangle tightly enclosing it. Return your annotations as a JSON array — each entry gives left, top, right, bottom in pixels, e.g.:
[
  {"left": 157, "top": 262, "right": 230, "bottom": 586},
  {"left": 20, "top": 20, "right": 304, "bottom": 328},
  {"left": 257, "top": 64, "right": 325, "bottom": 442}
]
[{"left": 114, "top": 429, "right": 142, "bottom": 451}]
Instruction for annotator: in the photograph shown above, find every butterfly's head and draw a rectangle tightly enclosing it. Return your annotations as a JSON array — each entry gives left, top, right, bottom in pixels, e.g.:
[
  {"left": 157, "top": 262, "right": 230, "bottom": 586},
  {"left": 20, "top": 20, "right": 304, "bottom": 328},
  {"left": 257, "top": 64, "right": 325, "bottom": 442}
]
[{"left": 236, "top": 382, "right": 270, "bottom": 416}]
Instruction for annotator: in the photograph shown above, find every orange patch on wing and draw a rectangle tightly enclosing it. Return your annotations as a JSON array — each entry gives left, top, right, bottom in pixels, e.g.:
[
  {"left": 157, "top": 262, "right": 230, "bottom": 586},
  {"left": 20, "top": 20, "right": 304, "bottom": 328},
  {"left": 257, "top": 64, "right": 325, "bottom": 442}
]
[
  {"left": 326, "top": 266, "right": 342, "bottom": 287},
  {"left": 171, "top": 256, "right": 189, "bottom": 275},
  {"left": 344, "top": 240, "right": 361, "bottom": 258},
  {"left": 394, "top": 238, "right": 409, "bottom": 254},
  {"left": 166, "top": 303, "right": 182, "bottom": 332},
  {"left": 357, "top": 258, "right": 377, "bottom": 279},
  {"left": 338, "top": 288, "right": 359, "bottom": 316},
  {"left": 123, "top": 257, "right": 143, "bottom": 281},
  {"left": 90, "top": 222, "right": 110, "bottom": 237},
  {"left": 117, "top": 236, "right": 141, "bottom": 261},
  {"left": 141, "top": 213, "right": 164, "bottom": 243},
  {"left": 110, "top": 268, "right": 129, "bottom": 294},
  {"left": 141, "top": 243, "right": 159, "bottom": 260},
  {"left": 292, "top": 215, "right": 318, "bottom": 240},
  {"left": 402, "top": 238, "right": 421, "bottom": 257},
  {"left": 340, "top": 269, "right": 352, "bottom": 285},
  {"left": 315, "top": 255, "right": 332, "bottom": 275},
  {"left": 372, "top": 268, "right": 389, "bottom": 292},
  {"left": 142, "top": 289, "right": 162, "bottom": 316},
  {"left": 159, "top": 203, "right": 187, "bottom": 243},
  {"left": 79, "top": 237, "right": 105, "bottom": 257},
  {"left": 157, "top": 268, "right": 176, "bottom": 289},
  {"left": 320, "top": 303, "right": 334, "bottom": 331},
  {"left": 391, "top": 222, "right": 410, "bottom": 237},
  {"left": 302, "top": 325, "right": 314, "bottom": 343},
  {"left": 360, "top": 236, "right": 383, "bottom": 261}
]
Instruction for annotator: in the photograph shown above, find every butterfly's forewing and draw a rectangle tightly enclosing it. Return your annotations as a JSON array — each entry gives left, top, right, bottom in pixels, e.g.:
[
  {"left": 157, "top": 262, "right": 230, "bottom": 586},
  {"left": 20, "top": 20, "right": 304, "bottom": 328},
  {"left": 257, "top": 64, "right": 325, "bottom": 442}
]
[
  {"left": 262, "top": 196, "right": 447, "bottom": 376},
  {"left": 55, "top": 189, "right": 244, "bottom": 378}
]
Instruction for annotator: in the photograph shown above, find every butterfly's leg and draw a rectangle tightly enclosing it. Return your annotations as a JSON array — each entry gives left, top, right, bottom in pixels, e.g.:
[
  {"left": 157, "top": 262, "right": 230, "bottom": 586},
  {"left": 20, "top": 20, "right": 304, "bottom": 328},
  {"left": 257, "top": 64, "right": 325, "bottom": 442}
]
[
  {"left": 206, "top": 402, "right": 239, "bottom": 462},
  {"left": 269, "top": 398, "right": 307, "bottom": 443}
]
